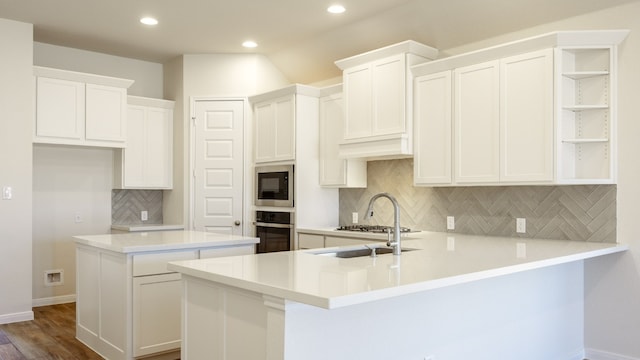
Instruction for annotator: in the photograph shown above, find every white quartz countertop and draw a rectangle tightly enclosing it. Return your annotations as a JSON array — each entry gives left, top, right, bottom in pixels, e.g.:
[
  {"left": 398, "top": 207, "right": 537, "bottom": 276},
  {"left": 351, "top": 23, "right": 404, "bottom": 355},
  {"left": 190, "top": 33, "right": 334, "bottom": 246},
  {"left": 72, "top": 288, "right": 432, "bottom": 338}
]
[
  {"left": 168, "top": 231, "right": 627, "bottom": 309},
  {"left": 74, "top": 230, "right": 259, "bottom": 253},
  {"left": 110, "top": 224, "right": 185, "bottom": 232}
]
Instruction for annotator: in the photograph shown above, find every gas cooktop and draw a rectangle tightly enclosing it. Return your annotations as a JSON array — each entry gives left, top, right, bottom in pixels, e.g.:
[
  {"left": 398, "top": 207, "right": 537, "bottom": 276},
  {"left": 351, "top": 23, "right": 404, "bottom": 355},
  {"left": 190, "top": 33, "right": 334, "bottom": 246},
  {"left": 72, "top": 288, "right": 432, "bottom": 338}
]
[{"left": 335, "top": 225, "right": 414, "bottom": 233}]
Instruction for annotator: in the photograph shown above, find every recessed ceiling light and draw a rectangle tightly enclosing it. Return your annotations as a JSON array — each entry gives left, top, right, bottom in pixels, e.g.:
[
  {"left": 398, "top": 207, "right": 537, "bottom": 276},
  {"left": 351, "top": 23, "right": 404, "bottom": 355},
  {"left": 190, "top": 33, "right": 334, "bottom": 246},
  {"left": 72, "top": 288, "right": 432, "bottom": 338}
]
[
  {"left": 140, "top": 17, "right": 158, "bottom": 26},
  {"left": 242, "top": 40, "right": 258, "bottom": 48},
  {"left": 327, "top": 4, "right": 346, "bottom": 14}
]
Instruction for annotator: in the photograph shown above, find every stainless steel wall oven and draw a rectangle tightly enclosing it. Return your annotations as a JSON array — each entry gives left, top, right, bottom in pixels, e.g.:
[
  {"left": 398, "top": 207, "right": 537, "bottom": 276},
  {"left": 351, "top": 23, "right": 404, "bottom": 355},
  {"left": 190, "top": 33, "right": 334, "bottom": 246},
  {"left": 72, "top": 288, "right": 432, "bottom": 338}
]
[{"left": 254, "top": 211, "right": 294, "bottom": 253}]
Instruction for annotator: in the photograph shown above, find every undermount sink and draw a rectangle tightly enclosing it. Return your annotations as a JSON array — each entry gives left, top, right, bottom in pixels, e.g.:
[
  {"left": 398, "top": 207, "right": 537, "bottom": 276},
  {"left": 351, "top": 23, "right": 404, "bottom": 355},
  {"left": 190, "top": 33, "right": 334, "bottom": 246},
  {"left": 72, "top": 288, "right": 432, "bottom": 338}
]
[{"left": 311, "top": 246, "right": 415, "bottom": 258}]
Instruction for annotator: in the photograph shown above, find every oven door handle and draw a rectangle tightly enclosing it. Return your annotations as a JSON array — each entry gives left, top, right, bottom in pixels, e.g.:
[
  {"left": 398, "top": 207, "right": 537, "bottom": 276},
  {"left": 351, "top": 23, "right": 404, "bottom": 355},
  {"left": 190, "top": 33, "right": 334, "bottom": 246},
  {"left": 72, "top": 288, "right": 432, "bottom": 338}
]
[{"left": 254, "top": 222, "right": 294, "bottom": 229}]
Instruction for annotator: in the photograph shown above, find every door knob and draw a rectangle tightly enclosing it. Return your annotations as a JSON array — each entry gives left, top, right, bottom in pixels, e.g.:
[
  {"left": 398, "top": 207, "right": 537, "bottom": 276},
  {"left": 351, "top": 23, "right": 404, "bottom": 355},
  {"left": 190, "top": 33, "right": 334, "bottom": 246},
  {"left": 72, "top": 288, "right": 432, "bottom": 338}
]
[{"left": 234, "top": 220, "right": 241, "bottom": 226}]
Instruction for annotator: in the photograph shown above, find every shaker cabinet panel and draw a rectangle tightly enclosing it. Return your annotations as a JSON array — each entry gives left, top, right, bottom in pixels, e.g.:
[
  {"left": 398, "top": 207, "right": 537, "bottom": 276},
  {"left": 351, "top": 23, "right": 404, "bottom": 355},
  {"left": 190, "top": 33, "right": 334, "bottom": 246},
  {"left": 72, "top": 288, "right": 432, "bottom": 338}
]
[
  {"left": 343, "top": 65, "right": 372, "bottom": 140},
  {"left": 254, "top": 95, "right": 295, "bottom": 163},
  {"left": 133, "top": 273, "right": 182, "bottom": 358},
  {"left": 372, "top": 54, "right": 406, "bottom": 135},
  {"left": 500, "top": 49, "right": 554, "bottom": 182},
  {"left": 454, "top": 61, "right": 500, "bottom": 183},
  {"left": 413, "top": 70, "right": 453, "bottom": 185},
  {"left": 114, "top": 97, "right": 174, "bottom": 189},
  {"left": 35, "top": 77, "right": 85, "bottom": 142},
  {"left": 85, "top": 83, "right": 127, "bottom": 143}
]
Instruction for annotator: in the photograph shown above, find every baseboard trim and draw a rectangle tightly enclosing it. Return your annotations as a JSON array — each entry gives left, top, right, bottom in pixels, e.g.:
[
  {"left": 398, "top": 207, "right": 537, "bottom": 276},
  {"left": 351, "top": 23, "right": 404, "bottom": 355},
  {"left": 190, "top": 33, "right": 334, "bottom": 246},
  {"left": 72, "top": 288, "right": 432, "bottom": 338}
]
[
  {"left": 585, "top": 348, "right": 640, "bottom": 360},
  {"left": 0, "top": 310, "right": 34, "bottom": 325},
  {"left": 32, "top": 294, "right": 76, "bottom": 307}
]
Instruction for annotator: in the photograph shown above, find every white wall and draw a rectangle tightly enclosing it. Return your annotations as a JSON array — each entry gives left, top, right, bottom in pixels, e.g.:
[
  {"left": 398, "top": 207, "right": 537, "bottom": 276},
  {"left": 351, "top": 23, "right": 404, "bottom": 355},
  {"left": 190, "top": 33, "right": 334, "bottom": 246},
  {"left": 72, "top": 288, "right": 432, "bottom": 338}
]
[
  {"left": 163, "top": 54, "right": 289, "bottom": 228},
  {"left": 441, "top": 3, "right": 640, "bottom": 358},
  {"left": 34, "top": 42, "right": 163, "bottom": 98},
  {"left": 32, "top": 145, "right": 113, "bottom": 304},
  {"left": 0, "top": 18, "right": 33, "bottom": 324}
]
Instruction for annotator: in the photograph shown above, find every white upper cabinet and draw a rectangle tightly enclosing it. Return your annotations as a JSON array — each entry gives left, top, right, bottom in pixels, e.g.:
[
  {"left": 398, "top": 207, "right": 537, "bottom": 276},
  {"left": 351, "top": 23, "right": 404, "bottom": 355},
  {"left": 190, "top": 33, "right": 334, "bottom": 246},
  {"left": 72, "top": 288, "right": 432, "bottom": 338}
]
[
  {"left": 318, "top": 84, "right": 367, "bottom": 188},
  {"left": 336, "top": 40, "right": 438, "bottom": 159},
  {"left": 114, "top": 96, "right": 174, "bottom": 189},
  {"left": 253, "top": 94, "right": 295, "bottom": 163},
  {"left": 35, "top": 77, "right": 85, "bottom": 141},
  {"left": 412, "top": 30, "right": 628, "bottom": 186},
  {"left": 500, "top": 49, "right": 554, "bottom": 183},
  {"left": 33, "top": 66, "right": 134, "bottom": 148},
  {"left": 413, "top": 70, "right": 453, "bottom": 185},
  {"left": 454, "top": 60, "right": 501, "bottom": 184}
]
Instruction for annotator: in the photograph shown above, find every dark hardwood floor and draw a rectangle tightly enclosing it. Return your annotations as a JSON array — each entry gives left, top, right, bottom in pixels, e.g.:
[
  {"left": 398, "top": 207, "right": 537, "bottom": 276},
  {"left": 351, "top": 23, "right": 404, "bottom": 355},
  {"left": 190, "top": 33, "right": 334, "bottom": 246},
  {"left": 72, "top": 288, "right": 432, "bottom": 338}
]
[{"left": 0, "top": 303, "right": 102, "bottom": 360}]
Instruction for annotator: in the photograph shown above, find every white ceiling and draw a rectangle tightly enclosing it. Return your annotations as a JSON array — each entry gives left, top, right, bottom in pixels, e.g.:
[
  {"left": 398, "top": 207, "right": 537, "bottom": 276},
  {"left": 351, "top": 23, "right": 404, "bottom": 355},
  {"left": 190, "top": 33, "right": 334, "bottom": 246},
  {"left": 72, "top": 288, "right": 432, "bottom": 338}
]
[{"left": 0, "top": 0, "right": 637, "bottom": 83}]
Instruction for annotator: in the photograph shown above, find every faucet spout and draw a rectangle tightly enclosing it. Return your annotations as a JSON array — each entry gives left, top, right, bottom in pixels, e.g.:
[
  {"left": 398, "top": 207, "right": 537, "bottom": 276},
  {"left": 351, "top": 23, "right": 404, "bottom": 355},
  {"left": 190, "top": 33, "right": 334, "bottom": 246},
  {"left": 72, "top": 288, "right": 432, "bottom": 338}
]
[{"left": 364, "top": 192, "right": 402, "bottom": 255}]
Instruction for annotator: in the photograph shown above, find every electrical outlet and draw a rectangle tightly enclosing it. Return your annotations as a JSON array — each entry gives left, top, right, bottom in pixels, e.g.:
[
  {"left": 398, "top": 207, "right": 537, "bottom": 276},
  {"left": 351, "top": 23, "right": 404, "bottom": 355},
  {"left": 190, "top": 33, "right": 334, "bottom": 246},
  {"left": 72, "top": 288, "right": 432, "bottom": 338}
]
[
  {"left": 516, "top": 218, "right": 526, "bottom": 233},
  {"left": 446, "top": 216, "right": 455, "bottom": 230},
  {"left": 74, "top": 213, "right": 83, "bottom": 223},
  {"left": 352, "top": 212, "right": 358, "bottom": 224},
  {"left": 141, "top": 210, "right": 148, "bottom": 221},
  {"left": 2, "top": 186, "right": 12, "bottom": 200}
]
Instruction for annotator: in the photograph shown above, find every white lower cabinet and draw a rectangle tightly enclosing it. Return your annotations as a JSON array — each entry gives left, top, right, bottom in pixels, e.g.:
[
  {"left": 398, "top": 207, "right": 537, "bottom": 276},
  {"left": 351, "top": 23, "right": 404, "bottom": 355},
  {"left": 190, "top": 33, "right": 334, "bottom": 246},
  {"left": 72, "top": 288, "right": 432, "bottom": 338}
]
[
  {"left": 298, "top": 233, "right": 325, "bottom": 249},
  {"left": 325, "top": 236, "right": 374, "bottom": 248},
  {"left": 133, "top": 273, "right": 182, "bottom": 358},
  {"left": 76, "top": 244, "right": 254, "bottom": 360},
  {"left": 298, "top": 233, "right": 380, "bottom": 249}
]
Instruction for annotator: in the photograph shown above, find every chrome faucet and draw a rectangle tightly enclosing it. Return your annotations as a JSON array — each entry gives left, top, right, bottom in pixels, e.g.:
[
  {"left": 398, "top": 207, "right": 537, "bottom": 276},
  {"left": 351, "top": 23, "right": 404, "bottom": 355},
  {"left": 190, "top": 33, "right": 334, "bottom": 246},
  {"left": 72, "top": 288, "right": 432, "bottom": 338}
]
[{"left": 364, "top": 192, "right": 402, "bottom": 255}]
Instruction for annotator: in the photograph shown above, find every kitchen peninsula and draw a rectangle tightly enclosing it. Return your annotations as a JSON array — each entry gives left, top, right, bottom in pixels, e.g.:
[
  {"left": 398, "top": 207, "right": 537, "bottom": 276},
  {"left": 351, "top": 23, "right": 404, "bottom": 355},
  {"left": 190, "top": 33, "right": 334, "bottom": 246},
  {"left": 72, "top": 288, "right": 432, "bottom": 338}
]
[
  {"left": 168, "top": 232, "right": 626, "bottom": 360},
  {"left": 73, "top": 230, "right": 259, "bottom": 360}
]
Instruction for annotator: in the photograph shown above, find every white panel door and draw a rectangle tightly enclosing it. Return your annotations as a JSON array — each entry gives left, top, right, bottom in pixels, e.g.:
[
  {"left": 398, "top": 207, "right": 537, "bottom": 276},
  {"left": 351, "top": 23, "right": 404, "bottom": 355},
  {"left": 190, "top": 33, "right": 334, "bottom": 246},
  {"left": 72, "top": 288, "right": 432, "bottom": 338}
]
[
  {"left": 193, "top": 99, "right": 244, "bottom": 235},
  {"left": 454, "top": 60, "right": 500, "bottom": 183}
]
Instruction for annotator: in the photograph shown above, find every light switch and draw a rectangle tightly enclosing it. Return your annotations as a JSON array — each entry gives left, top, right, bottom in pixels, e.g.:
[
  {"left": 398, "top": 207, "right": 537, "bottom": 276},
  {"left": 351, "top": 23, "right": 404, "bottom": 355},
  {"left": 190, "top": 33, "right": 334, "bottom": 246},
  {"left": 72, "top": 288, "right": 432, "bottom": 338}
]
[{"left": 2, "top": 186, "right": 12, "bottom": 200}]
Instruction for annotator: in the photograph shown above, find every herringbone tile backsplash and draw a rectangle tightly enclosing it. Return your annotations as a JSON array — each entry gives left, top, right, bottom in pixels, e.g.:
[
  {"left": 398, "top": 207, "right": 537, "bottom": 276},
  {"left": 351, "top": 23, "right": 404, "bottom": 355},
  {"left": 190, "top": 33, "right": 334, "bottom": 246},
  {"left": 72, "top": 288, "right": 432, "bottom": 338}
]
[
  {"left": 339, "top": 159, "right": 616, "bottom": 243},
  {"left": 112, "top": 190, "right": 163, "bottom": 225}
]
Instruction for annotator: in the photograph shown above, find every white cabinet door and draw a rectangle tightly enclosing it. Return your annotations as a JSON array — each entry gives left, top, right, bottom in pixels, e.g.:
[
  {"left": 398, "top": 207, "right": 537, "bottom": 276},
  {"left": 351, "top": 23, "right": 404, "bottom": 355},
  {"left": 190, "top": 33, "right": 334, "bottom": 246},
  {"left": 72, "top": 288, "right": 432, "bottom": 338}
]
[
  {"left": 343, "top": 64, "right": 372, "bottom": 140},
  {"left": 298, "top": 233, "right": 325, "bottom": 249},
  {"left": 319, "top": 89, "right": 367, "bottom": 188},
  {"left": 454, "top": 60, "right": 500, "bottom": 183},
  {"left": 254, "top": 95, "right": 295, "bottom": 163},
  {"left": 343, "top": 54, "right": 406, "bottom": 140},
  {"left": 116, "top": 103, "right": 173, "bottom": 189},
  {"left": 123, "top": 106, "right": 146, "bottom": 186},
  {"left": 414, "top": 70, "right": 453, "bottom": 185},
  {"left": 85, "top": 83, "right": 127, "bottom": 144},
  {"left": 145, "top": 107, "right": 173, "bottom": 188},
  {"left": 35, "top": 77, "right": 85, "bottom": 142},
  {"left": 199, "top": 245, "right": 255, "bottom": 259},
  {"left": 372, "top": 54, "right": 406, "bottom": 135},
  {"left": 324, "top": 236, "right": 373, "bottom": 248},
  {"left": 500, "top": 49, "right": 554, "bottom": 182},
  {"left": 34, "top": 68, "right": 132, "bottom": 148},
  {"left": 133, "top": 272, "right": 182, "bottom": 358}
]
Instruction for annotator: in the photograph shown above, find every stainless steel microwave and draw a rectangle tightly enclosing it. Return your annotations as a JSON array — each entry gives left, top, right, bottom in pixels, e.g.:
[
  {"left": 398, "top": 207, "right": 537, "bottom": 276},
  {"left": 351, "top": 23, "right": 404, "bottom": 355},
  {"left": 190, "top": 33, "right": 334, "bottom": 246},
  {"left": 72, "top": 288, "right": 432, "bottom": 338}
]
[{"left": 255, "top": 165, "right": 294, "bottom": 207}]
